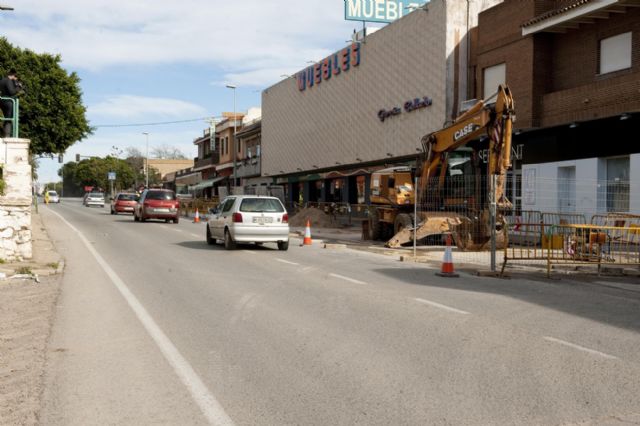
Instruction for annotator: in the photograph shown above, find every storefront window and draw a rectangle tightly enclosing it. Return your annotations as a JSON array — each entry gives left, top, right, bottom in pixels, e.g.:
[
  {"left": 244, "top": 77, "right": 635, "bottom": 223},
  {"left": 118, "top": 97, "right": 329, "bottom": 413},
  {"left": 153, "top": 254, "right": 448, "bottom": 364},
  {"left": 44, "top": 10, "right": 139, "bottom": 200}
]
[{"left": 606, "top": 156, "right": 630, "bottom": 212}]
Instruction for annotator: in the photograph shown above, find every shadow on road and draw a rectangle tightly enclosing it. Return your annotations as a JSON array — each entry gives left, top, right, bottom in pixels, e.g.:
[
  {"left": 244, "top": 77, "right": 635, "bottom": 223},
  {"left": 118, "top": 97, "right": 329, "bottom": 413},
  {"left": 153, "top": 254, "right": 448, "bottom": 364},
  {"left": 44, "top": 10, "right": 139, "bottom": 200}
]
[{"left": 373, "top": 267, "right": 640, "bottom": 333}]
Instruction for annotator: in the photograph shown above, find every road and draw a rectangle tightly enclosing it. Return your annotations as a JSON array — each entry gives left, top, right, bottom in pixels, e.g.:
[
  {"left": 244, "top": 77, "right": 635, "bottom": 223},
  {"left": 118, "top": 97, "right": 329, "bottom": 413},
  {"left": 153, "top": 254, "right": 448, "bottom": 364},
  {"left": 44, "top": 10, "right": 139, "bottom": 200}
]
[{"left": 39, "top": 199, "right": 640, "bottom": 425}]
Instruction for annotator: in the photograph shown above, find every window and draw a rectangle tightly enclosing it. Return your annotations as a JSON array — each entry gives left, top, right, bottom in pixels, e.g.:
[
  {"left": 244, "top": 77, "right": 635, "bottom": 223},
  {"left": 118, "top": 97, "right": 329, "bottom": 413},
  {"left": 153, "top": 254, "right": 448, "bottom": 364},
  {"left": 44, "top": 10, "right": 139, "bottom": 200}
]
[
  {"left": 483, "top": 63, "right": 506, "bottom": 99},
  {"left": 222, "top": 197, "right": 236, "bottom": 213},
  {"left": 600, "top": 32, "right": 631, "bottom": 74},
  {"left": 606, "top": 156, "right": 629, "bottom": 212},
  {"left": 239, "top": 198, "right": 284, "bottom": 213}
]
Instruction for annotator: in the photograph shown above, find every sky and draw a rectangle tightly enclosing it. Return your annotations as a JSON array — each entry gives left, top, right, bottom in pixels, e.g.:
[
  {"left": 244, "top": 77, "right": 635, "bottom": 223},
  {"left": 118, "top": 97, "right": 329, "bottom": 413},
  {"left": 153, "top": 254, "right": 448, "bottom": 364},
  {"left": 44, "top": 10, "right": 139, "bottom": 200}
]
[{"left": 0, "top": 0, "right": 380, "bottom": 183}]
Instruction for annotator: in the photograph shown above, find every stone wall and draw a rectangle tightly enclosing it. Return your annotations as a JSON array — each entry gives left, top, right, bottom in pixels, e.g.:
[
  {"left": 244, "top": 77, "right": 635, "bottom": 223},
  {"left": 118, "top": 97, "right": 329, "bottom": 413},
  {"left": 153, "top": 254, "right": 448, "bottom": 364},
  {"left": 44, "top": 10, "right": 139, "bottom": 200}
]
[{"left": 0, "top": 138, "right": 32, "bottom": 261}]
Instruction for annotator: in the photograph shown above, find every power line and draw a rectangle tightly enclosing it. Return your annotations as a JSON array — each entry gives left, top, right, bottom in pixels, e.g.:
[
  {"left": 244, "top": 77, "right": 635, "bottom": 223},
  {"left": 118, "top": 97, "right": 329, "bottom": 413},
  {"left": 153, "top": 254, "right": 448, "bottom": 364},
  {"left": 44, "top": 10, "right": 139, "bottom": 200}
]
[{"left": 93, "top": 117, "right": 212, "bottom": 128}]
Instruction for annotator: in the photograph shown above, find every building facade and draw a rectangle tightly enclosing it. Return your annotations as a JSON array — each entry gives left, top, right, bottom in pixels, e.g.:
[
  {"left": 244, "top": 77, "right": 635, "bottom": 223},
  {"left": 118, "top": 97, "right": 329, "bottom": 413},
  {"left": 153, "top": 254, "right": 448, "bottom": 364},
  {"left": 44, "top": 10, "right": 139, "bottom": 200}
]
[
  {"left": 474, "top": 0, "right": 640, "bottom": 215},
  {"left": 262, "top": 0, "right": 501, "bottom": 206}
]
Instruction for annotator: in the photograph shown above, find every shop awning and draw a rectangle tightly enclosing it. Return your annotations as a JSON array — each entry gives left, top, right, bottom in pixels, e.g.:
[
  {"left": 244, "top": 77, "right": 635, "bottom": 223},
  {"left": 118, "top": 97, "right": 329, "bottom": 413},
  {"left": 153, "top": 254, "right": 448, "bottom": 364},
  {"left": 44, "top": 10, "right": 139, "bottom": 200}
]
[{"left": 193, "top": 176, "right": 226, "bottom": 191}]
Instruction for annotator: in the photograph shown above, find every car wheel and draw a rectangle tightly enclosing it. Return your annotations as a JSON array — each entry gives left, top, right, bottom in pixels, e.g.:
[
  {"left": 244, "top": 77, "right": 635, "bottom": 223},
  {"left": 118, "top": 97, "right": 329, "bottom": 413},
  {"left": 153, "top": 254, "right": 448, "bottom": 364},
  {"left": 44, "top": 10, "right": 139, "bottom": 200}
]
[
  {"left": 111, "top": 208, "right": 116, "bottom": 215},
  {"left": 173, "top": 217, "right": 179, "bottom": 224},
  {"left": 165, "top": 219, "right": 171, "bottom": 223},
  {"left": 134, "top": 212, "right": 139, "bottom": 222},
  {"left": 140, "top": 213, "right": 146, "bottom": 222},
  {"left": 224, "top": 229, "right": 236, "bottom": 250},
  {"left": 277, "top": 241, "right": 289, "bottom": 251},
  {"left": 206, "top": 225, "right": 216, "bottom": 245}
]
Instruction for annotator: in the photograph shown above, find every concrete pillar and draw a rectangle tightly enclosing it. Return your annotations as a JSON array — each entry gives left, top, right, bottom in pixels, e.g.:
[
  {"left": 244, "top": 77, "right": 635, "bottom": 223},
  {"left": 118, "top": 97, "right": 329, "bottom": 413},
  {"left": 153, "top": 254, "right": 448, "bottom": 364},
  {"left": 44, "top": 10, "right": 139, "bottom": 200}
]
[{"left": 0, "top": 138, "right": 33, "bottom": 261}]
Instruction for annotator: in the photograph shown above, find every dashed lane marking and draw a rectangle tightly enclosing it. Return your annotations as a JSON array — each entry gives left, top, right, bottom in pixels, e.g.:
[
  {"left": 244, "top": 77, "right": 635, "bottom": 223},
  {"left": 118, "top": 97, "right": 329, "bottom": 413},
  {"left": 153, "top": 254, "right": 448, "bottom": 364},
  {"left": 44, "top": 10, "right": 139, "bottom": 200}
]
[
  {"left": 328, "top": 273, "right": 367, "bottom": 285},
  {"left": 275, "top": 258, "right": 299, "bottom": 266},
  {"left": 47, "top": 208, "right": 236, "bottom": 426},
  {"left": 543, "top": 336, "right": 618, "bottom": 360},
  {"left": 414, "top": 298, "right": 471, "bottom": 315}
]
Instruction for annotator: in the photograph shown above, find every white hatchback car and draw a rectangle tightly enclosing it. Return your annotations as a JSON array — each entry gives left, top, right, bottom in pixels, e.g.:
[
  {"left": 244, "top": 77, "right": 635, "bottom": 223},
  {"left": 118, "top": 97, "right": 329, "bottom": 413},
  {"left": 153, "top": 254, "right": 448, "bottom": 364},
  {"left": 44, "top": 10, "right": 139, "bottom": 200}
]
[{"left": 206, "top": 195, "right": 290, "bottom": 250}]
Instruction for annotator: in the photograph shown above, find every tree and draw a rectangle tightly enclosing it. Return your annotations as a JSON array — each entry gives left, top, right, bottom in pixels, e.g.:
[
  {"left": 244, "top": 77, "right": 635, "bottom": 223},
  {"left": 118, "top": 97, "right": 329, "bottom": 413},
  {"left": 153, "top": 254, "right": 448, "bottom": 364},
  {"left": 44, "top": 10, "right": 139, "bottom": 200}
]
[
  {"left": 151, "top": 144, "right": 187, "bottom": 159},
  {"left": 0, "top": 38, "right": 92, "bottom": 155},
  {"left": 59, "top": 157, "right": 138, "bottom": 195}
]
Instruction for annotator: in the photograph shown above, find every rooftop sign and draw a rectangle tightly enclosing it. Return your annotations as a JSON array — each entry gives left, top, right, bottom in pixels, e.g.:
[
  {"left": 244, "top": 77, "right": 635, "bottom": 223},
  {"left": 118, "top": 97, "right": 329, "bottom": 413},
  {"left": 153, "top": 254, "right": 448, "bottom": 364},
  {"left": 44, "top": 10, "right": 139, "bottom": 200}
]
[{"left": 344, "top": 0, "right": 428, "bottom": 23}]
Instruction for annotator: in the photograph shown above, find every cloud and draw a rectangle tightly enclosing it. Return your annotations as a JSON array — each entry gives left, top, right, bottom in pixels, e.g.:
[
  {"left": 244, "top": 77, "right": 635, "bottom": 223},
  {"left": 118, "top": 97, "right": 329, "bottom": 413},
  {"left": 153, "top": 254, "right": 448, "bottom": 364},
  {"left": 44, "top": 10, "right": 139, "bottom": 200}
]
[
  {"left": 0, "top": 0, "right": 355, "bottom": 73},
  {"left": 88, "top": 95, "right": 207, "bottom": 119}
]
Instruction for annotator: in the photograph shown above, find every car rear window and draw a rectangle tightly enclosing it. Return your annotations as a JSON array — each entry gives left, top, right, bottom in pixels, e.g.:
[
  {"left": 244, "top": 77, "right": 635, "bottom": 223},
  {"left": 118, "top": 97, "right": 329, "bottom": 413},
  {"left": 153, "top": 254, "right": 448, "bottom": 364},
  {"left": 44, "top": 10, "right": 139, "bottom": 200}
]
[
  {"left": 89, "top": 193, "right": 104, "bottom": 197},
  {"left": 146, "top": 191, "right": 176, "bottom": 201},
  {"left": 118, "top": 194, "right": 137, "bottom": 201},
  {"left": 239, "top": 198, "right": 284, "bottom": 213}
]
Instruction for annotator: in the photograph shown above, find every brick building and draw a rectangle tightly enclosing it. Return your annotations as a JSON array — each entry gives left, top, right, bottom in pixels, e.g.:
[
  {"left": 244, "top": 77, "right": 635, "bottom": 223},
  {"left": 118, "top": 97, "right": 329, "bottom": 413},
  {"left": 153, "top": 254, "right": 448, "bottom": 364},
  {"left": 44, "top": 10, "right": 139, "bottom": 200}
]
[{"left": 474, "top": 0, "right": 640, "bottom": 214}]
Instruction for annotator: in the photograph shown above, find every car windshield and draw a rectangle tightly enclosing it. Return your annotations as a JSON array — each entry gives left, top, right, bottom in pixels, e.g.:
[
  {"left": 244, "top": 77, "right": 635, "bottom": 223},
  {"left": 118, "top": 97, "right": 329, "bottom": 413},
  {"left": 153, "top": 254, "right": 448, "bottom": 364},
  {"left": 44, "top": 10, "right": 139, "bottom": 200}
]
[
  {"left": 239, "top": 198, "right": 284, "bottom": 213},
  {"left": 146, "top": 191, "right": 176, "bottom": 201},
  {"left": 118, "top": 194, "right": 137, "bottom": 201}
]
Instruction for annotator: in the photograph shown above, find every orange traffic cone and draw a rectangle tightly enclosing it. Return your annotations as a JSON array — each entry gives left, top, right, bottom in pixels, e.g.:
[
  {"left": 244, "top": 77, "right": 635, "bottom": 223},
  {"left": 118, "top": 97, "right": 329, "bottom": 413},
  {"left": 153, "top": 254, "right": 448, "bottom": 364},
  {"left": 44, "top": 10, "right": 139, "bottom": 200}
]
[
  {"left": 302, "top": 219, "right": 312, "bottom": 246},
  {"left": 193, "top": 208, "right": 200, "bottom": 223},
  {"left": 436, "top": 234, "right": 459, "bottom": 278}
]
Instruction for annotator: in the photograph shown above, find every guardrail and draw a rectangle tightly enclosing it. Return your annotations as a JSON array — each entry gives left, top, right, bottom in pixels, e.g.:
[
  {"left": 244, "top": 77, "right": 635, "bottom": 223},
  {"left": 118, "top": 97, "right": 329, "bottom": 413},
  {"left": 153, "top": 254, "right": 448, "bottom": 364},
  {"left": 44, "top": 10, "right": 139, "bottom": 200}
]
[{"left": 0, "top": 96, "right": 19, "bottom": 138}]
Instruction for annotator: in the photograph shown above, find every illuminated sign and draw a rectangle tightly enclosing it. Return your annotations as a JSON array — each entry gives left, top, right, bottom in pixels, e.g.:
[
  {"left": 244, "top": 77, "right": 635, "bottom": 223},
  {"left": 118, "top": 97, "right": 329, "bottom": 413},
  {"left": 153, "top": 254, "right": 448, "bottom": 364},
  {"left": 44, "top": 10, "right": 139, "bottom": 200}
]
[
  {"left": 345, "top": 0, "right": 428, "bottom": 24},
  {"left": 297, "top": 43, "right": 361, "bottom": 91},
  {"left": 378, "top": 96, "right": 432, "bottom": 122}
]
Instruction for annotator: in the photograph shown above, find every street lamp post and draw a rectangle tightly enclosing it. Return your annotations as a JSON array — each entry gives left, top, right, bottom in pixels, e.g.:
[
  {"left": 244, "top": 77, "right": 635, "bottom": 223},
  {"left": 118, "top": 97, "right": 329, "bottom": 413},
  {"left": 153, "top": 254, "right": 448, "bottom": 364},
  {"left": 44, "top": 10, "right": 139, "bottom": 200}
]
[
  {"left": 142, "top": 132, "right": 150, "bottom": 187},
  {"left": 226, "top": 84, "right": 237, "bottom": 189}
]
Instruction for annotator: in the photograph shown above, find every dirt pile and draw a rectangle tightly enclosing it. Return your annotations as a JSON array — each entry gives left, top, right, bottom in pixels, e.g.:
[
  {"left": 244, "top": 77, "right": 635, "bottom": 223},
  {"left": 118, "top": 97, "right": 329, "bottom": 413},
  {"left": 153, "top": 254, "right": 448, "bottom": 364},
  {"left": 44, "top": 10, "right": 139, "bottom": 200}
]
[{"left": 289, "top": 207, "right": 336, "bottom": 228}]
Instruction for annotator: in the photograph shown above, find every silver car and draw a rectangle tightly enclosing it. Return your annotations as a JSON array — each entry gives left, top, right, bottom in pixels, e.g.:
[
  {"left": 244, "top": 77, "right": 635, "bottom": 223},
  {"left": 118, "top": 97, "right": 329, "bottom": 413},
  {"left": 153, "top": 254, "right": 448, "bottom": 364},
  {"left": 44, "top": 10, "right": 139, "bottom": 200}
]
[
  {"left": 206, "top": 195, "right": 290, "bottom": 250},
  {"left": 84, "top": 192, "right": 105, "bottom": 208}
]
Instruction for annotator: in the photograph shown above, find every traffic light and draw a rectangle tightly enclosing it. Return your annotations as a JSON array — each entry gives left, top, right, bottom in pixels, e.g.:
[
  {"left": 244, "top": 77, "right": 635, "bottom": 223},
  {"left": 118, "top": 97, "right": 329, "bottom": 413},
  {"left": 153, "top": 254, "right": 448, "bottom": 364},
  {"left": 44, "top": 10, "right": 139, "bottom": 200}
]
[{"left": 76, "top": 153, "right": 80, "bottom": 162}]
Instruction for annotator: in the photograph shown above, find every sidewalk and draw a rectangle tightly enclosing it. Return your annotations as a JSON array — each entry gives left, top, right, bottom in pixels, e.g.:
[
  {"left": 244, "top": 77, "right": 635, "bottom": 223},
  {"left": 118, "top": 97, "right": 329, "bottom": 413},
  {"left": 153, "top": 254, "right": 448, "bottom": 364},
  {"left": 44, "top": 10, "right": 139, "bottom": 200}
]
[{"left": 0, "top": 209, "right": 64, "bottom": 425}]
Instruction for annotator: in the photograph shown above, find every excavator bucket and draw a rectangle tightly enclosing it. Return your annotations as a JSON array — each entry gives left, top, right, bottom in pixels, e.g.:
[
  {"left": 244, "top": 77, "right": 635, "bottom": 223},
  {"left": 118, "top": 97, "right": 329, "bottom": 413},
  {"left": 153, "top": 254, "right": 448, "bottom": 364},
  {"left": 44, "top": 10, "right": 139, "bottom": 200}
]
[
  {"left": 385, "top": 211, "right": 508, "bottom": 251},
  {"left": 385, "top": 212, "right": 463, "bottom": 248}
]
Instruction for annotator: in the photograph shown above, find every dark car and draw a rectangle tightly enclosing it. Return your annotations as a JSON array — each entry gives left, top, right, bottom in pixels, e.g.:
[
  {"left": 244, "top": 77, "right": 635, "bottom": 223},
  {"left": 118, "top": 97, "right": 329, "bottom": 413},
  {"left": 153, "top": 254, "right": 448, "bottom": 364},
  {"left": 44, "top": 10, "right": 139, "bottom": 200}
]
[
  {"left": 134, "top": 189, "right": 179, "bottom": 223},
  {"left": 111, "top": 192, "right": 138, "bottom": 215}
]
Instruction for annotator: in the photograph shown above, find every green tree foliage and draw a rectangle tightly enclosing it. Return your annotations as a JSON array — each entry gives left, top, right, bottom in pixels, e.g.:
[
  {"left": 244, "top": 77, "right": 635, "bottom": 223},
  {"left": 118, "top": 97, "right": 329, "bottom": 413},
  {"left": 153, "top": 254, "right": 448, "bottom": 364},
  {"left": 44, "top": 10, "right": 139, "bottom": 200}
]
[
  {"left": 0, "top": 37, "right": 92, "bottom": 154},
  {"left": 59, "top": 157, "right": 138, "bottom": 195}
]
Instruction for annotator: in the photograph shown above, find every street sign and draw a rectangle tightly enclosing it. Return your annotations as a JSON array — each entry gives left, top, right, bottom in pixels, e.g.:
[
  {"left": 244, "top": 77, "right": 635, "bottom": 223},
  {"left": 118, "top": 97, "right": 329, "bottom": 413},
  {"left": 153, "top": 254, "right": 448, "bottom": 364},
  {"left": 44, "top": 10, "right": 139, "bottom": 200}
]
[
  {"left": 344, "top": 0, "right": 428, "bottom": 23},
  {"left": 108, "top": 172, "right": 116, "bottom": 181}
]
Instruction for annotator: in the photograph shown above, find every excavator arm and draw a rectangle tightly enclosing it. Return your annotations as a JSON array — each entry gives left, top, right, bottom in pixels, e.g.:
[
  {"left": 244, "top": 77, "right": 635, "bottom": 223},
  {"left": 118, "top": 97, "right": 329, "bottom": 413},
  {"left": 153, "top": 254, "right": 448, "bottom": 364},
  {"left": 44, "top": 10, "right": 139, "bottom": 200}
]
[{"left": 418, "top": 84, "right": 515, "bottom": 207}]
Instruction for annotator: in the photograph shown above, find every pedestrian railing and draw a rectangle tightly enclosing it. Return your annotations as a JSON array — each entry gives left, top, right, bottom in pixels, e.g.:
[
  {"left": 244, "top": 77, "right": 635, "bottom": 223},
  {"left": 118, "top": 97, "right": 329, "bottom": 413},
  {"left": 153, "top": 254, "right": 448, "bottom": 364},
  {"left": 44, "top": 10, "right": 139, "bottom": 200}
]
[{"left": 0, "top": 96, "right": 19, "bottom": 138}]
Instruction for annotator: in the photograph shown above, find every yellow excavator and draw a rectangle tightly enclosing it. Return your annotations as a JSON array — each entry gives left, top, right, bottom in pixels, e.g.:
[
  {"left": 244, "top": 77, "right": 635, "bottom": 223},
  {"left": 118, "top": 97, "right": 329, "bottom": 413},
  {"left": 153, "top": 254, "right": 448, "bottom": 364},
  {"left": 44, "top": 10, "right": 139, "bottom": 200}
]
[{"left": 368, "top": 85, "right": 515, "bottom": 250}]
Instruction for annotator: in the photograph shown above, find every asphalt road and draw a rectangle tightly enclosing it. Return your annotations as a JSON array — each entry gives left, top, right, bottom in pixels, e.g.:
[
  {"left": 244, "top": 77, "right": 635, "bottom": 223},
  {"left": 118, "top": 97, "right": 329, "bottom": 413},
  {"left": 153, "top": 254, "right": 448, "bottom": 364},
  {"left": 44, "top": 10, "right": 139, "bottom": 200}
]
[{"left": 39, "top": 199, "right": 640, "bottom": 425}]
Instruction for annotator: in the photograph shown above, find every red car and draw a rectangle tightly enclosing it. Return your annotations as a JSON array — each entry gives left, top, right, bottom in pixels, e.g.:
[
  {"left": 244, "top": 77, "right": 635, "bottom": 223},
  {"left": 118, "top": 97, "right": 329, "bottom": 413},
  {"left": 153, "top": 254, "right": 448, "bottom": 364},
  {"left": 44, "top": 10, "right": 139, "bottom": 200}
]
[
  {"left": 110, "top": 192, "right": 138, "bottom": 215},
  {"left": 134, "top": 189, "right": 180, "bottom": 223}
]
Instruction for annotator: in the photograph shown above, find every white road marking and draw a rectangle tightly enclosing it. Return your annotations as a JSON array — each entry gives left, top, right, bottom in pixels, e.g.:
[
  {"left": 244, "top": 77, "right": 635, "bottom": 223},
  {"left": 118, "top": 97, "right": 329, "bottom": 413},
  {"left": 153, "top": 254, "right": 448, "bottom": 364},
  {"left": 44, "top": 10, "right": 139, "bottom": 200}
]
[
  {"left": 189, "top": 233, "right": 200, "bottom": 238},
  {"left": 276, "top": 258, "right": 299, "bottom": 266},
  {"left": 543, "top": 336, "right": 618, "bottom": 360},
  {"left": 244, "top": 250, "right": 257, "bottom": 255},
  {"left": 47, "top": 209, "right": 236, "bottom": 426},
  {"left": 167, "top": 227, "right": 185, "bottom": 233},
  {"left": 328, "top": 273, "right": 367, "bottom": 285},
  {"left": 414, "top": 298, "right": 471, "bottom": 315}
]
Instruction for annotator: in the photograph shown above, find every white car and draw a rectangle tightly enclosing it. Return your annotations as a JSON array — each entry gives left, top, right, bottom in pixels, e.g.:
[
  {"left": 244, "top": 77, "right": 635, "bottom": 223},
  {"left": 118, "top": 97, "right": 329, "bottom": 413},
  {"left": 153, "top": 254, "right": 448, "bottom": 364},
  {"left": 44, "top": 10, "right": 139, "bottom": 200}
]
[
  {"left": 84, "top": 192, "right": 105, "bottom": 208},
  {"left": 206, "top": 195, "right": 290, "bottom": 250},
  {"left": 46, "top": 190, "right": 60, "bottom": 203}
]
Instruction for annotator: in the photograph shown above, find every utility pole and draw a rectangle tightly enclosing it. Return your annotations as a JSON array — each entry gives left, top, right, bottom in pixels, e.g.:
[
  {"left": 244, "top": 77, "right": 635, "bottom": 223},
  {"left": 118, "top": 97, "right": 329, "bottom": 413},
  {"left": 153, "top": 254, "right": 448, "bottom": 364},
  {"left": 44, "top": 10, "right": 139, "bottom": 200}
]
[
  {"left": 226, "top": 84, "right": 237, "bottom": 189},
  {"left": 142, "top": 132, "right": 150, "bottom": 187}
]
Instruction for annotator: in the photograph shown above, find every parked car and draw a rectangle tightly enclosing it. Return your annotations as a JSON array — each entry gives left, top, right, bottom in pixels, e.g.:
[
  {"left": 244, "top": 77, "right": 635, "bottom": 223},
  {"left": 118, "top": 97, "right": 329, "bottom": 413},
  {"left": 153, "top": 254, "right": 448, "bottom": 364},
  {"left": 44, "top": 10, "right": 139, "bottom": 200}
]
[
  {"left": 134, "top": 189, "right": 179, "bottom": 223},
  {"left": 111, "top": 192, "right": 138, "bottom": 215},
  {"left": 84, "top": 192, "right": 105, "bottom": 208},
  {"left": 206, "top": 195, "right": 289, "bottom": 250},
  {"left": 46, "top": 190, "right": 60, "bottom": 203}
]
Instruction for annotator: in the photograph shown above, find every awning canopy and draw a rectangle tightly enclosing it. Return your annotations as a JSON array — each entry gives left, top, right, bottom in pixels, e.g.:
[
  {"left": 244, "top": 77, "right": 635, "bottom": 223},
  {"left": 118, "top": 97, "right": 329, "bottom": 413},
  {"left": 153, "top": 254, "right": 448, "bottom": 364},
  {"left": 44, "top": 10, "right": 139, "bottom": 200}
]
[{"left": 193, "top": 176, "right": 226, "bottom": 191}]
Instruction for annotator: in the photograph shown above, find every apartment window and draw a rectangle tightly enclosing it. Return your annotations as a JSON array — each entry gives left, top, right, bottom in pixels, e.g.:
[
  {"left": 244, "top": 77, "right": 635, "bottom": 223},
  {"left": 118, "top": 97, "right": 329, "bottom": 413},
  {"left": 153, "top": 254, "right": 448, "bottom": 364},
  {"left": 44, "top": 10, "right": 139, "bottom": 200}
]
[
  {"left": 483, "top": 63, "right": 506, "bottom": 99},
  {"left": 606, "top": 156, "right": 629, "bottom": 212},
  {"left": 600, "top": 32, "right": 631, "bottom": 74}
]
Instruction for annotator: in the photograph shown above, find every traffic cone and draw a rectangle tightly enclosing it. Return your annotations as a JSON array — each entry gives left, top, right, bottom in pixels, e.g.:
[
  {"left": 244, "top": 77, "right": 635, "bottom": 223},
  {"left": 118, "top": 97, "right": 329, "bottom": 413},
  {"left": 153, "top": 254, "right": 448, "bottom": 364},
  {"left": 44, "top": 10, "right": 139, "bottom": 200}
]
[
  {"left": 193, "top": 208, "right": 200, "bottom": 223},
  {"left": 302, "top": 219, "right": 312, "bottom": 246},
  {"left": 436, "top": 234, "right": 459, "bottom": 278}
]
